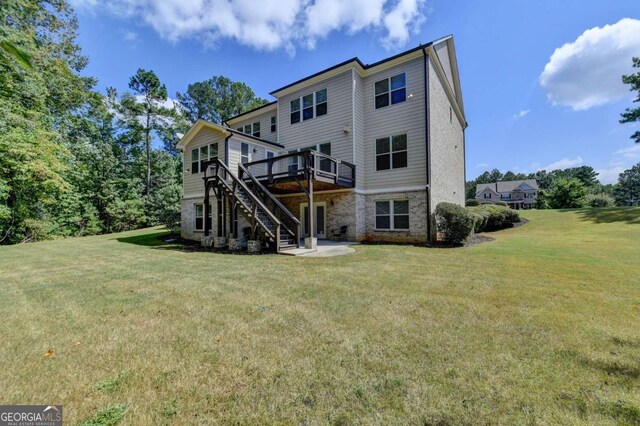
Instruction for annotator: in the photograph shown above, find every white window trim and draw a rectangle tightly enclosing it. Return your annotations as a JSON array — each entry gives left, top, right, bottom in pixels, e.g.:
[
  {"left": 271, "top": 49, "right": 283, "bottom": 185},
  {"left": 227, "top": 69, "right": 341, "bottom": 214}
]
[
  {"left": 374, "top": 199, "right": 410, "bottom": 231},
  {"left": 374, "top": 72, "right": 407, "bottom": 110},
  {"left": 191, "top": 143, "right": 219, "bottom": 174},
  {"left": 290, "top": 88, "right": 328, "bottom": 125},
  {"left": 270, "top": 116, "right": 277, "bottom": 133},
  {"left": 374, "top": 134, "right": 408, "bottom": 172},
  {"left": 240, "top": 142, "right": 251, "bottom": 164}
]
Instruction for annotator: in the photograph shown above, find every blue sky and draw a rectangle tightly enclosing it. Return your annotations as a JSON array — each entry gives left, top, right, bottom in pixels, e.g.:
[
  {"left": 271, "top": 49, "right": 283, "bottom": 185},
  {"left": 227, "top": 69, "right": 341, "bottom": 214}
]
[{"left": 71, "top": 0, "right": 640, "bottom": 183}]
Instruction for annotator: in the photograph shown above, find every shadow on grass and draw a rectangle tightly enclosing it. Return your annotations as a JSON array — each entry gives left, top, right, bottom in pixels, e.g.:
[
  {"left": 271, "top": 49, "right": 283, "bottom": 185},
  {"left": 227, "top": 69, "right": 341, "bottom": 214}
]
[
  {"left": 113, "top": 231, "right": 187, "bottom": 252},
  {"left": 560, "top": 207, "right": 640, "bottom": 225}
]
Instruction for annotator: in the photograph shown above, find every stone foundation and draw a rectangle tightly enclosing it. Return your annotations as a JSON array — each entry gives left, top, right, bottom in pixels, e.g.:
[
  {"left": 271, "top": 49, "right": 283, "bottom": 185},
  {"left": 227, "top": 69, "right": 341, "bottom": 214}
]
[
  {"left": 362, "top": 190, "right": 429, "bottom": 244},
  {"left": 228, "top": 238, "right": 242, "bottom": 251},
  {"left": 213, "top": 237, "right": 227, "bottom": 248},
  {"left": 247, "top": 240, "right": 261, "bottom": 253}
]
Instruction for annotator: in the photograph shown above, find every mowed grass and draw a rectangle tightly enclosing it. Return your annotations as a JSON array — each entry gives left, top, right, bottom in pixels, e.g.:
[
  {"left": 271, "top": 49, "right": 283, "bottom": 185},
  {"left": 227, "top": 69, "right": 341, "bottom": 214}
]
[{"left": 0, "top": 208, "right": 639, "bottom": 425}]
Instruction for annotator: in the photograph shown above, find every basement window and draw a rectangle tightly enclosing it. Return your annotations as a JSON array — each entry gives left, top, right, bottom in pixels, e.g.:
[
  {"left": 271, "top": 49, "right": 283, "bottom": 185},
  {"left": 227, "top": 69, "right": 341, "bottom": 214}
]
[{"left": 375, "top": 200, "right": 409, "bottom": 230}]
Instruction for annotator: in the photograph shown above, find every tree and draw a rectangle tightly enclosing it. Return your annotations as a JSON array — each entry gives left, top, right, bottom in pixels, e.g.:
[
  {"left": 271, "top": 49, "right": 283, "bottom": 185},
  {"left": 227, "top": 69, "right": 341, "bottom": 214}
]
[
  {"left": 176, "top": 76, "right": 268, "bottom": 124},
  {"left": 614, "top": 163, "right": 640, "bottom": 206},
  {"left": 620, "top": 57, "right": 640, "bottom": 143},
  {"left": 547, "top": 178, "right": 587, "bottom": 209},
  {"left": 117, "top": 69, "right": 173, "bottom": 196}
]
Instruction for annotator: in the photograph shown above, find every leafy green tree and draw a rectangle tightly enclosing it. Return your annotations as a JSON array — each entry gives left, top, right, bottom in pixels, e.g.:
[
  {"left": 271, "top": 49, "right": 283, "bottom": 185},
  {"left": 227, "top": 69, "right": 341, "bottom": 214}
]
[
  {"left": 176, "top": 76, "right": 268, "bottom": 124},
  {"left": 620, "top": 57, "right": 640, "bottom": 143},
  {"left": 547, "top": 178, "right": 587, "bottom": 209},
  {"left": 116, "top": 69, "right": 174, "bottom": 196},
  {"left": 613, "top": 163, "right": 640, "bottom": 206}
]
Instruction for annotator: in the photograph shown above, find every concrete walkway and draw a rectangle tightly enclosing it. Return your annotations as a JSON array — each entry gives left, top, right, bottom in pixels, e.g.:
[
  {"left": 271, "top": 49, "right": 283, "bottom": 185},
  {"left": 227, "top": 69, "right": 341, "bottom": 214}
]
[{"left": 280, "top": 240, "right": 357, "bottom": 257}]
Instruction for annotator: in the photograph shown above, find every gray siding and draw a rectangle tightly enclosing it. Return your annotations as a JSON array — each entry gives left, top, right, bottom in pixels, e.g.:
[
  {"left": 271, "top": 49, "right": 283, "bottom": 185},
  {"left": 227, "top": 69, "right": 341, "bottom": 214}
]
[
  {"left": 182, "top": 128, "right": 227, "bottom": 197},
  {"left": 428, "top": 58, "right": 465, "bottom": 211},
  {"left": 278, "top": 70, "right": 354, "bottom": 164},
  {"left": 353, "top": 70, "right": 365, "bottom": 189},
  {"left": 362, "top": 56, "right": 427, "bottom": 190},
  {"left": 229, "top": 108, "right": 278, "bottom": 144},
  {"left": 434, "top": 42, "right": 456, "bottom": 97}
]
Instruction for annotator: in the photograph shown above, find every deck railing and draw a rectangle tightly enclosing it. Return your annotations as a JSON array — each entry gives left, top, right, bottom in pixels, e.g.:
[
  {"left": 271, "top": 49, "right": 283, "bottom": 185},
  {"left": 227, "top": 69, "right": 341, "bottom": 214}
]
[{"left": 243, "top": 150, "right": 356, "bottom": 188}]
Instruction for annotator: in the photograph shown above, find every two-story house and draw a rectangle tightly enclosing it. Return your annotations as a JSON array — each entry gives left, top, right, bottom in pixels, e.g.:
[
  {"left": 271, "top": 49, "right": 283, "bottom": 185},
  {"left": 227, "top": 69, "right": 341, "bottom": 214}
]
[
  {"left": 176, "top": 35, "right": 467, "bottom": 253},
  {"left": 475, "top": 180, "right": 538, "bottom": 209}
]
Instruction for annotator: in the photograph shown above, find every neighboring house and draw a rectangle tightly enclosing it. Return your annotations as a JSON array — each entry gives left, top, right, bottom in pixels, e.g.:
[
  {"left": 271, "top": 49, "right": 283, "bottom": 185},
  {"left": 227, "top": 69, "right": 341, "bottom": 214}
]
[
  {"left": 475, "top": 180, "right": 539, "bottom": 209},
  {"left": 176, "top": 35, "right": 467, "bottom": 253}
]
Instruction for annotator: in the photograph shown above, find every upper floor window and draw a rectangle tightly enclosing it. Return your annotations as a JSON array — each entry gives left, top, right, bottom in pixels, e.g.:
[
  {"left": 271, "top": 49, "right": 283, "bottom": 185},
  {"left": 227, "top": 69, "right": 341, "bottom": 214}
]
[
  {"left": 375, "top": 134, "right": 407, "bottom": 171},
  {"left": 270, "top": 116, "right": 276, "bottom": 133},
  {"left": 375, "top": 73, "right": 406, "bottom": 109},
  {"left": 241, "top": 143, "right": 250, "bottom": 164},
  {"left": 375, "top": 200, "right": 409, "bottom": 230},
  {"left": 484, "top": 193, "right": 491, "bottom": 199},
  {"left": 290, "top": 88, "right": 328, "bottom": 124},
  {"left": 191, "top": 143, "right": 218, "bottom": 174},
  {"left": 237, "top": 122, "right": 260, "bottom": 137}
]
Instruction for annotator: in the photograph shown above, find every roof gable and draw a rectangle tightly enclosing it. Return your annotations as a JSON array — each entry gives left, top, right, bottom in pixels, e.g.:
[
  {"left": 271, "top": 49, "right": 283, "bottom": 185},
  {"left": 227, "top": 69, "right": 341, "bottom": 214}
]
[{"left": 176, "top": 119, "right": 284, "bottom": 150}]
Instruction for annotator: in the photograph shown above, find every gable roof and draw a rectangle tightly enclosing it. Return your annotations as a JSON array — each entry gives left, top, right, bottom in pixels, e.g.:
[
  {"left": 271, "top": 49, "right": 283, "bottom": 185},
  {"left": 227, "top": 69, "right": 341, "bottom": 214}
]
[
  {"left": 476, "top": 180, "right": 539, "bottom": 195},
  {"left": 176, "top": 119, "right": 284, "bottom": 150},
  {"left": 226, "top": 101, "right": 277, "bottom": 124}
]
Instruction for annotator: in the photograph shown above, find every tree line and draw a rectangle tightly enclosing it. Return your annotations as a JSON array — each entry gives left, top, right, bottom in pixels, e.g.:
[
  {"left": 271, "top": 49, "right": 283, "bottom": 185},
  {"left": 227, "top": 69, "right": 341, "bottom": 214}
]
[
  {"left": 0, "top": 1, "right": 266, "bottom": 244},
  {"left": 466, "top": 163, "right": 640, "bottom": 209}
]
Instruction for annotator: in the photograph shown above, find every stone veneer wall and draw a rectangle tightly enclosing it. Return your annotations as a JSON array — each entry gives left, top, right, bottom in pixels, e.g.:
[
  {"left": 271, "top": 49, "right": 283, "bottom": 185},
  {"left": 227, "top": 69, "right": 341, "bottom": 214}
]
[
  {"left": 181, "top": 197, "right": 250, "bottom": 243},
  {"left": 362, "top": 189, "right": 429, "bottom": 243},
  {"left": 276, "top": 191, "right": 358, "bottom": 242},
  {"left": 182, "top": 189, "right": 430, "bottom": 244}
]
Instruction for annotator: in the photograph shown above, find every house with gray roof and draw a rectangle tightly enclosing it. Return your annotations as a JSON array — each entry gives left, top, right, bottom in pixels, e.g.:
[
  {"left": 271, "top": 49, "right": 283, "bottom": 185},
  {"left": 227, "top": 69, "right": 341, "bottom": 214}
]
[
  {"left": 176, "top": 35, "right": 467, "bottom": 254},
  {"left": 476, "top": 179, "right": 538, "bottom": 209}
]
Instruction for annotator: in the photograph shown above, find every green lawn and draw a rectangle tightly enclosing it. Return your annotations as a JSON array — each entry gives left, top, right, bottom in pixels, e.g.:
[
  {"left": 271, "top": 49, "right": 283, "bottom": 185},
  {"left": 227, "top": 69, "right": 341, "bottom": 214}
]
[{"left": 1, "top": 208, "right": 639, "bottom": 425}]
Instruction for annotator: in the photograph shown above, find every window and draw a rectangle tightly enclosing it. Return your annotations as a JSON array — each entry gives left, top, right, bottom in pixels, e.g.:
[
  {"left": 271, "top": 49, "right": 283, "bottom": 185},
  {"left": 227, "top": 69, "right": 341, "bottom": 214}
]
[
  {"left": 252, "top": 122, "right": 260, "bottom": 138},
  {"left": 302, "top": 94, "right": 314, "bottom": 121},
  {"left": 191, "top": 143, "right": 218, "bottom": 174},
  {"left": 270, "top": 116, "right": 276, "bottom": 133},
  {"left": 375, "top": 72, "right": 406, "bottom": 109},
  {"left": 375, "top": 134, "right": 407, "bottom": 171},
  {"left": 315, "top": 89, "right": 327, "bottom": 117},
  {"left": 243, "top": 124, "right": 251, "bottom": 134},
  {"left": 241, "top": 143, "right": 250, "bottom": 164},
  {"left": 290, "top": 98, "right": 300, "bottom": 124},
  {"left": 290, "top": 88, "right": 328, "bottom": 124},
  {"left": 484, "top": 193, "right": 491, "bottom": 199},
  {"left": 375, "top": 200, "right": 409, "bottom": 230},
  {"left": 194, "top": 204, "right": 212, "bottom": 231}
]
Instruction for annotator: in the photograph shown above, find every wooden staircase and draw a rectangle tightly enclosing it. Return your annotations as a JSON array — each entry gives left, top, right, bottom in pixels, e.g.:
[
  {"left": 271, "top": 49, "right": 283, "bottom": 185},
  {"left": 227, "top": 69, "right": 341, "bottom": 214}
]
[{"left": 203, "top": 159, "right": 300, "bottom": 253}]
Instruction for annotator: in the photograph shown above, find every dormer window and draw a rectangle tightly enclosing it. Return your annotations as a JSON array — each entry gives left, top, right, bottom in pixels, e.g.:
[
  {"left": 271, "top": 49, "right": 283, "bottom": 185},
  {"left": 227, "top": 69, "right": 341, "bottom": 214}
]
[{"left": 375, "top": 72, "right": 406, "bottom": 109}]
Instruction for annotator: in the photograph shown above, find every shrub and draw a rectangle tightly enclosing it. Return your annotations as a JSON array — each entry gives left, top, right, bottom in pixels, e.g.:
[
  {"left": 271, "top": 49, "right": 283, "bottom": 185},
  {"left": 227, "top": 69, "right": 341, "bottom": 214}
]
[
  {"left": 480, "top": 200, "right": 495, "bottom": 205},
  {"left": 467, "top": 204, "right": 520, "bottom": 232},
  {"left": 547, "top": 178, "right": 587, "bottom": 209},
  {"left": 435, "top": 202, "right": 474, "bottom": 244},
  {"left": 494, "top": 200, "right": 508, "bottom": 207},
  {"left": 466, "top": 199, "right": 480, "bottom": 206},
  {"left": 585, "top": 193, "right": 615, "bottom": 208}
]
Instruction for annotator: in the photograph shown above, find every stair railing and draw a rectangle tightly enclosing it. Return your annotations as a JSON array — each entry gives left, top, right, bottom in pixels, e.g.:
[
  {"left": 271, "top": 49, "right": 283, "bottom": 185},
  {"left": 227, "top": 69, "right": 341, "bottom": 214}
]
[
  {"left": 205, "top": 159, "right": 283, "bottom": 251},
  {"left": 238, "top": 163, "right": 301, "bottom": 248}
]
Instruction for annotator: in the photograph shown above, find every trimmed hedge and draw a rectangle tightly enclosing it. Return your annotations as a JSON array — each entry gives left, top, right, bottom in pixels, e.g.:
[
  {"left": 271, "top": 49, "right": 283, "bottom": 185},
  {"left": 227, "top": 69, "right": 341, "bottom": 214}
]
[
  {"left": 467, "top": 204, "right": 520, "bottom": 232},
  {"left": 494, "top": 200, "right": 508, "bottom": 207},
  {"left": 435, "top": 202, "right": 474, "bottom": 244},
  {"left": 465, "top": 199, "right": 480, "bottom": 206}
]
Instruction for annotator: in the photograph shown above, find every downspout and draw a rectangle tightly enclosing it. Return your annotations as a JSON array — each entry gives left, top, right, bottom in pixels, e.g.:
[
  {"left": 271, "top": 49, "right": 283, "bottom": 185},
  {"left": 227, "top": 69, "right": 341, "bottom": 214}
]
[
  {"left": 224, "top": 133, "right": 232, "bottom": 167},
  {"left": 422, "top": 48, "right": 432, "bottom": 242}
]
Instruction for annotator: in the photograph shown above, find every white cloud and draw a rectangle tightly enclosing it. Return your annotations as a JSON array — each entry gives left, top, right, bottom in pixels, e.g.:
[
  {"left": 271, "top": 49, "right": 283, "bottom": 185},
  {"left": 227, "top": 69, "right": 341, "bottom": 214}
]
[
  {"left": 539, "top": 156, "right": 584, "bottom": 171},
  {"left": 70, "top": 0, "right": 427, "bottom": 52},
  {"left": 121, "top": 30, "right": 139, "bottom": 42},
  {"left": 614, "top": 144, "right": 640, "bottom": 160},
  {"left": 513, "top": 109, "right": 530, "bottom": 119},
  {"left": 475, "top": 162, "right": 489, "bottom": 168},
  {"left": 596, "top": 166, "right": 625, "bottom": 184},
  {"left": 539, "top": 18, "right": 640, "bottom": 111}
]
